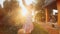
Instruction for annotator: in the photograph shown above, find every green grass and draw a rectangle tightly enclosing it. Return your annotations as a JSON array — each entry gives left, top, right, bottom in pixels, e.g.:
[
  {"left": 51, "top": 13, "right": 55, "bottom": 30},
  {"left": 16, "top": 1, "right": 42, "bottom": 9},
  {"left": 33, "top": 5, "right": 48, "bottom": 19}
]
[{"left": 31, "top": 23, "right": 49, "bottom": 34}]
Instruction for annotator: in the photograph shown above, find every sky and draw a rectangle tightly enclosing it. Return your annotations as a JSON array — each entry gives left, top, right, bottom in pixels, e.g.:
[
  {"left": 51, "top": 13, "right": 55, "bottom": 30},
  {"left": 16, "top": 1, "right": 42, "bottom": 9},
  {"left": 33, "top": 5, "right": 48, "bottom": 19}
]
[
  {"left": 0, "top": 0, "right": 22, "bottom": 8},
  {"left": 0, "top": 0, "right": 5, "bottom": 8},
  {"left": 0, "top": 0, "right": 20, "bottom": 8},
  {"left": 0, "top": 0, "right": 31, "bottom": 8}
]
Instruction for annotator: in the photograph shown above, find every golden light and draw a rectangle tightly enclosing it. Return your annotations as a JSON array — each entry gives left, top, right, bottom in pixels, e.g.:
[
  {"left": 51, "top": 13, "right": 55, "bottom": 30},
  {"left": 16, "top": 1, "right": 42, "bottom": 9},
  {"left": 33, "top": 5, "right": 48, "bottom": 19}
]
[
  {"left": 21, "top": 7, "right": 28, "bottom": 16},
  {"left": 19, "top": 0, "right": 35, "bottom": 22},
  {"left": 19, "top": 0, "right": 28, "bottom": 16},
  {"left": 32, "top": 10, "right": 34, "bottom": 16},
  {"left": 19, "top": 0, "right": 34, "bottom": 16},
  {"left": 32, "top": 10, "right": 35, "bottom": 22}
]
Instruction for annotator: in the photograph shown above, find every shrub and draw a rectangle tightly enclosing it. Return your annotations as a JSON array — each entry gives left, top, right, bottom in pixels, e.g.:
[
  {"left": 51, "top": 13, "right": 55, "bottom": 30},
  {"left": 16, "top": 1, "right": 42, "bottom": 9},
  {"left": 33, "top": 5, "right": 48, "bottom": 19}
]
[{"left": 31, "top": 23, "right": 49, "bottom": 34}]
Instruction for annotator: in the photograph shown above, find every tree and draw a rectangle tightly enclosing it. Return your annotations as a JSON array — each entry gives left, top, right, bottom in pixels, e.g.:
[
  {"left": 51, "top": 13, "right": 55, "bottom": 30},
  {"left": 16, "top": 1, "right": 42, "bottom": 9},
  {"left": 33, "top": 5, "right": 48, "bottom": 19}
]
[
  {"left": 2, "top": 0, "right": 22, "bottom": 34},
  {"left": 34, "top": 0, "right": 45, "bottom": 22},
  {"left": 34, "top": 0, "right": 45, "bottom": 11}
]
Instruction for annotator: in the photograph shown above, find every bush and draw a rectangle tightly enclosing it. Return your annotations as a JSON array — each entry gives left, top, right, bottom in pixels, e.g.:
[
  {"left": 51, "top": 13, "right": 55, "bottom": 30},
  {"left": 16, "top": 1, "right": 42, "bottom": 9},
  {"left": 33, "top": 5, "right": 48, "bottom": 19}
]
[{"left": 31, "top": 23, "right": 49, "bottom": 34}]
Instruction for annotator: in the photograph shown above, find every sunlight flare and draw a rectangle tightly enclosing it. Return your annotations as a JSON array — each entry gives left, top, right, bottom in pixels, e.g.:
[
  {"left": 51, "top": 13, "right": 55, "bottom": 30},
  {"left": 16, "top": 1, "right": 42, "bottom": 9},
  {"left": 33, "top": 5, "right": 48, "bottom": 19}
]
[
  {"left": 19, "top": 0, "right": 28, "bottom": 16},
  {"left": 24, "top": 0, "right": 33, "bottom": 6}
]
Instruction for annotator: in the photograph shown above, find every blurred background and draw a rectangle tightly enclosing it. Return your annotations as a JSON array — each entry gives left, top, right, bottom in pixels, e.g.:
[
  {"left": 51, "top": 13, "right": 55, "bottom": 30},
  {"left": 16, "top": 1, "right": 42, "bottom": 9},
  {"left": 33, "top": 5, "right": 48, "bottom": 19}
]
[{"left": 0, "top": 0, "right": 59, "bottom": 34}]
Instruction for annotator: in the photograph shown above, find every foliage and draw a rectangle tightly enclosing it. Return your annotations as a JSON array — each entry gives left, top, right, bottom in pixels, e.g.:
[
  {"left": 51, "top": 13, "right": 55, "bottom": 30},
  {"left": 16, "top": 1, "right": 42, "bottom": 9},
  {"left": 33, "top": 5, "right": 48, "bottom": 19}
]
[
  {"left": 31, "top": 23, "right": 49, "bottom": 34},
  {"left": 34, "top": 0, "right": 45, "bottom": 11},
  {"left": 1, "top": 0, "right": 22, "bottom": 34}
]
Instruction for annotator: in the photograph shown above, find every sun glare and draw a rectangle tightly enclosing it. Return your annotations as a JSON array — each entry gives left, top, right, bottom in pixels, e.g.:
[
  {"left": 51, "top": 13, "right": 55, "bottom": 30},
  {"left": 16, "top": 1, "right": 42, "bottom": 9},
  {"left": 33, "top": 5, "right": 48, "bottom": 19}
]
[
  {"left": 21, "top": 7, "right": 28, "bottom": 16},
  {"left": 19, "top": 0, "right": 34, "bottom": 16},
  {"left": 19, "top": 0, "right": 28, "bottom": 16},
  {"left": 32, "top": 10, "right": 35, "bottom": 16},
  {"left": 24, "top": 0, "right": 33, "bottom": 6}
]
